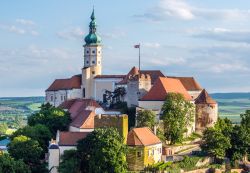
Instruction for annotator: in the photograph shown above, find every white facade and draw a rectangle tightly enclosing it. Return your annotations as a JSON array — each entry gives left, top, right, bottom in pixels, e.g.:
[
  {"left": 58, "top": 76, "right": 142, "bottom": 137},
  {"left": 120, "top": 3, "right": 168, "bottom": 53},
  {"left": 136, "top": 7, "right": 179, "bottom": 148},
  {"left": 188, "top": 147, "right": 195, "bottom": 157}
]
[
  {"left": 148, "top": 143, "right": 162, "bottom": 163},
  {"left": 69, "top": 126, "right": 94, "bottom": 132},
  {"left": 46, "top": 89, "right": 82, "bottom": 107},
  {"left": 94, "top": 77, "right": 124, "bottom": 101}
]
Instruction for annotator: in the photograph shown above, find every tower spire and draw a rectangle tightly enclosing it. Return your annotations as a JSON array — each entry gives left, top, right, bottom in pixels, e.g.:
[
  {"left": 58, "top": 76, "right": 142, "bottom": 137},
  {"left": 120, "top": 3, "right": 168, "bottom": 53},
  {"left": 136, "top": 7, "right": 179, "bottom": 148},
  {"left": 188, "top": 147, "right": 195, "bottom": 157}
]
[{"left": 84, "top": 9, "right": 101, "bottom": 45}]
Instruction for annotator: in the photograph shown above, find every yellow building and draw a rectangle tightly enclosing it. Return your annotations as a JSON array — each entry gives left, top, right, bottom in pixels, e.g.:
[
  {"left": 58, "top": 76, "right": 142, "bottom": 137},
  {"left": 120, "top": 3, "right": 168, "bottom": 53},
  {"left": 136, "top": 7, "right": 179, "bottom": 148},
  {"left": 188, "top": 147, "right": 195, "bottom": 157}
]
[{"left": 127, "top": 127, "right": 162, "bottom": 171}]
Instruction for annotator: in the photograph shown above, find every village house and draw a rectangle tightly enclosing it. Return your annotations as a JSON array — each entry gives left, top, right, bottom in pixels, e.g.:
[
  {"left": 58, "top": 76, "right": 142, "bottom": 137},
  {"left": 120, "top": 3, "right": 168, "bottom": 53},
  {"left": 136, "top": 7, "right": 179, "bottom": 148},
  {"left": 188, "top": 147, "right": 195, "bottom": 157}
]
[{"left": 126, "top": 127, "right": 162, "bottom": 171}]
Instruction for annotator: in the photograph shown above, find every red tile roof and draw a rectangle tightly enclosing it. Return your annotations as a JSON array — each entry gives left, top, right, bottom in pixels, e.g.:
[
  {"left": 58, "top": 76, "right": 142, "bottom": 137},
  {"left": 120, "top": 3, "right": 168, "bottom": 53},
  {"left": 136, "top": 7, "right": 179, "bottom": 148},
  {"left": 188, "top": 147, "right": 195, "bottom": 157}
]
[
  {"left": 127, "top": 127, "right": 161, "bottom": 146},
  {"left": 59, "top": 99, "right": 101, "bottom": 129},
  {"left": 117, "top": 67, "right": 164, "bottom": 85},
  {"left": 195, "top": 89, "right": 217, "bottom": 104},
  {"left": 70, "top": 110, "right": 95, "bottom": 129},
  {"left": 94, "top": 75, "right": 126, "bottom": 79},
  {"left": 46, "top": 74, "right": 81, "bottom": 91},
  {"left": 168, "top": 76, "right": 202, "bottom": 91},
  {"left": 141, "top": 77, "right": 192, "bottom": 101},
  {"left": 59, "top": 131, "right": 90, "bottom": 146}
]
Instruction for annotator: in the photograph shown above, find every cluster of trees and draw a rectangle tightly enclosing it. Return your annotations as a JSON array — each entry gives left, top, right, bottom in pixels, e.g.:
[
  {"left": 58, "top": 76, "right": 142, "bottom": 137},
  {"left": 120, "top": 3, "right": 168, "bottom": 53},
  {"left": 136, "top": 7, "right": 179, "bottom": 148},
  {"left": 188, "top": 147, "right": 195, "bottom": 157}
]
[
  {"left": 201, "top": 111, "right": 250, "bottom": 165},
  {"left": 0, "top": 103, "right": 71, "bottom": 173},
  {"left": 136, "top": 93, "right": 195, "bottom": 145},
  {"left": 59, "top": 128, "right": 127, "bottom": 173}
]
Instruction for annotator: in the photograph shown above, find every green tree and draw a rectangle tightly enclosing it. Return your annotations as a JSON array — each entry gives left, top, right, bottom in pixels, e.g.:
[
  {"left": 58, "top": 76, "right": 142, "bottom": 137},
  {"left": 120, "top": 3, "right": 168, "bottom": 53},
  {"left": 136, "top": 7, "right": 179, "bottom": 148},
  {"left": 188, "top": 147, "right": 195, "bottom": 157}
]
[
  {"left": 226, "top": 125, "right": 250, "bottom": 162},
  {"left": 136, "top": 110, "right": 156, "bottom": 130},
  {"left": 0, "top": 123, "right": 8, "bottom": 135},
  {"left": 11, "top": 124, "right": 52, "bottom": 154},
  {"left": 201, "top": 128, "right": 231, "bottom": 161},
  {"left": 214, "top": 118, "right": 233, "bottom": 137},
  {"left": 77, "top": 128, "right": 127, "bottom": 173},
  {"left": 8, "top": 135, "right": 45, "bottom": 173},
  {"left": 0, "top": 153, "right": 31, "bottom": 173},
  {"left": 58, "top": 150, "right": 80, "bottom": 173},
  {"left": 240, "top": 110, "right": 250, "bottom": 131},
  {"left": 28, "top": 103, "right": 71, "bottom": 137},
  {"left": 161, "top": 93, "right": 195, "bottom": 144}
]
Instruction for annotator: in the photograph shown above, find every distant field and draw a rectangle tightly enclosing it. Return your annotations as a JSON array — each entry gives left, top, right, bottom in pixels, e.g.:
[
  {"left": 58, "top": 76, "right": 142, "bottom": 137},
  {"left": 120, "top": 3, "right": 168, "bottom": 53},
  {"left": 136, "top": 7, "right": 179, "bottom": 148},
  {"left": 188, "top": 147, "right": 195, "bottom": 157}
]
[
  {"left": 0, "top": 97, "right": 45, "bottom": 127},
  {"left": 211, "top": 93, "right": 250, "bottom": 124},
  {"left": 0, "top": 93, "right": 249, "bottom": 125}
]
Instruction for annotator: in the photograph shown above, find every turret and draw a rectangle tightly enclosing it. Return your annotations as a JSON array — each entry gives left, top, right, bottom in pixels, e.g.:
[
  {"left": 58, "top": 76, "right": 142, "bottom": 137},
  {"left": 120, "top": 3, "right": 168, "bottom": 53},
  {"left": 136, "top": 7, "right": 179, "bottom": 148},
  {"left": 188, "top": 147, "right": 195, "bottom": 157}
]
[{"left": 82, "top": 8, "right": 102, "bottom": 99}]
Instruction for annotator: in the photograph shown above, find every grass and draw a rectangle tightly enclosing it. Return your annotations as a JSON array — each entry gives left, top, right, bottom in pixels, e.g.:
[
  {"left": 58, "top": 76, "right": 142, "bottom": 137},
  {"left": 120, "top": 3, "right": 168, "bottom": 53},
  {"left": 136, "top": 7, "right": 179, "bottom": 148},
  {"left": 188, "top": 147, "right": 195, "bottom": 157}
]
[{"left": 5, "top": 129, "right": 16, "bottom": 135}]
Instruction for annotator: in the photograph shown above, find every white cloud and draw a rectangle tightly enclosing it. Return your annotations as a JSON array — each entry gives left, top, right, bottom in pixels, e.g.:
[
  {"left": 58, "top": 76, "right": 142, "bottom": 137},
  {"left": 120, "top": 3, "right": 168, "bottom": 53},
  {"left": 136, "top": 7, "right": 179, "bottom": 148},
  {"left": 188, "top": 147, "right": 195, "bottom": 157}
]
[
  {"left": 159, "top": 0, "right": 195, "bottom": 20},
  {"left": 8, "top": 25, "right": 26, "bottom": 34},
  {"left": 101, "top": 30, "right": 126, "bottom": 39},
  {"left": 142, "top": 42, "right": 161, "bottom": 48},
  {"left": 134, "top": 0, "right": 250, "bottom": 22},
  {"left": 0, "top": 18, "right": 39, "bottom": 36},
  {"left": 16, "top": 19, "right": 35, "bottom": 26},
  {"left": 192, "top": 28, "right": 250, "bottom": 43},
  {"left": 57, "top": 27, "right": 84, "bottom": 40}
]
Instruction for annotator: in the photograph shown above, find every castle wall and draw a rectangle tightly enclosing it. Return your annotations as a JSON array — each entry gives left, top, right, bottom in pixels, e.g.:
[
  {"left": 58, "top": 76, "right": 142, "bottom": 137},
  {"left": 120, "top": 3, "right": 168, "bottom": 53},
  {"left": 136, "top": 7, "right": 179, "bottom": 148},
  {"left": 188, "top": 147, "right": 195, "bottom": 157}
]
[
  {"left": 45, "top": 89, "right": 82, "bottom": 107},
  {"left": 195, "top": 103, "right": 218, "bottom": 132},
  {"left": 69, "top": 126, "right": 94, "bottom": 132},
  {"left": 125, "top": 74, "right": 151, "bottom": 107},
  {"left": 94, "top": 78, "right": 123, "bottom": 102},
  {"left": 48, "top": 148, "right": 60, "bottom": 173},
  {"left": 94, "top": 114, "right": 128, "bottom": 143}
]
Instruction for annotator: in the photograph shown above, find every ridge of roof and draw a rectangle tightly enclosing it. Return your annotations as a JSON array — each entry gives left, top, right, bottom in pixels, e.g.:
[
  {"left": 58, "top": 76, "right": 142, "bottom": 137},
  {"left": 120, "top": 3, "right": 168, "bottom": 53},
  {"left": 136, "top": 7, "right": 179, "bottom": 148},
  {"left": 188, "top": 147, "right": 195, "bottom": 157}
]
[
  {"left": 195, "top": 89, "right": 217, "bottom": 104},
  {"left": 127, "top": 127, "right": 161, "bottom": 146},
  {"left": 141, "top": 77, "right": 192, "bottom": 101},
  {"left": 46, "top": 74, "right": 82, "bottom": 91},
  {"left": 167, "top": 76, "right": 202, "bottom": 91}
]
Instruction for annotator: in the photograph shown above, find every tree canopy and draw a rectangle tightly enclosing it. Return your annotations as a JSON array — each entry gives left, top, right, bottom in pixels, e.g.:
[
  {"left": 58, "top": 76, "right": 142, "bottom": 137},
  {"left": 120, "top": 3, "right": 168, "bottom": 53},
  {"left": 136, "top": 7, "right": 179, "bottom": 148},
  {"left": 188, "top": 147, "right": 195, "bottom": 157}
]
[
  {"left": 58, "top": 150, "right": 80, "bottom": 173},
  {"left": 11, "top": 124, "right": 52, "bottom": 154},
  {"left": 28, "top": 103, "right": 71, "bottom": 137},
  {"left": 136, "top": 110, "right": 156, "bottom": 130},
  {"left": 201, "top": 127, "right": 231, "bottom": 161},
  {"left": 0, "top": 153, "right": 31, "bottom": 173},
  {"left": 161, "top": 93, "right": 195, "bottom": 144},
  {"left": 7, "top": 135, "right": 45, "bottom": 173},
  {"left": 77, "top": 128, "right": 127, "bottom": 173}
]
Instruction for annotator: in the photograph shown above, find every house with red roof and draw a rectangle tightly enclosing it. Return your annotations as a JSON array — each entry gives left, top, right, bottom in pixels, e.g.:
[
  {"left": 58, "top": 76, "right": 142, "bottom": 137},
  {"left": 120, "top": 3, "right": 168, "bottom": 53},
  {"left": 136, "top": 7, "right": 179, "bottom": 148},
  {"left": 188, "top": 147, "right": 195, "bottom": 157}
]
[{"left": 127, "top": 127, "right": 162, "bottom": 171}]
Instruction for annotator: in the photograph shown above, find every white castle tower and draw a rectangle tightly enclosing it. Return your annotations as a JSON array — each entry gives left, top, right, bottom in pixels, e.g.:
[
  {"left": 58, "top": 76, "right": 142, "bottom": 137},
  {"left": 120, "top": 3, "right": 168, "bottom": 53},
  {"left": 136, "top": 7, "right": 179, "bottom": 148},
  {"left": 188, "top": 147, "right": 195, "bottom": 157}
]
[{"left": 81, "top": 9, "right": 102, "bottom": 99}]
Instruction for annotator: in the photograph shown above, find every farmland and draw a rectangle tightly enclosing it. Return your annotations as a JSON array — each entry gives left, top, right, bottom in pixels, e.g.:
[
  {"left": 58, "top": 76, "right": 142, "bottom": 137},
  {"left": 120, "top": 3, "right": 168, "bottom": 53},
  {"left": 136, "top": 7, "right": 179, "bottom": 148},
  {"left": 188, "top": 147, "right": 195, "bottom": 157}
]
[
  {"left": 0, "top": 93, "right": 250, "bottom": 126},
  {"left": 0, "top": 97, "right": 44, "bottom": 128}
]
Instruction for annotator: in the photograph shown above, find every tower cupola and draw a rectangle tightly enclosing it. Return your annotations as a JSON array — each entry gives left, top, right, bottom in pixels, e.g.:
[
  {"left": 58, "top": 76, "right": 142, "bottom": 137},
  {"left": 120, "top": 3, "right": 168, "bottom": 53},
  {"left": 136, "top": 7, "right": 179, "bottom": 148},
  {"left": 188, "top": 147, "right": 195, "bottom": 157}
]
[{"left": 84, "top": 9, "right": 101, "bottom": 45}]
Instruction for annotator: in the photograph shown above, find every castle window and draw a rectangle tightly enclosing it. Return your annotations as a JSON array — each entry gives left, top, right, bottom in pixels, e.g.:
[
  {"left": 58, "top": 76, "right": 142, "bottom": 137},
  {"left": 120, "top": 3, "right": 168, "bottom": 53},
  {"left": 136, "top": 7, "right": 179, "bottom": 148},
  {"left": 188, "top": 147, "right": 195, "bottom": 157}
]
[
  {"left": 86, "top": 50, "right": 89, "bottom": 54},
  {"left": 83, "top": 88, "right": 85, "bottom": 98},
  {"left": 92, "top": 71, "right": 95, "bottom": 75},
  {"left": 92, "top": 50, "right": 95, "bottom": 54},
  {"left": 92, "top": 60, "right": 95, "bottom": 64},
  {"left": 86, "top": 61, "right": 89, "bottom": 64},
  {"left": 137, "top": 151, "right": 141, "bottom": 157}
]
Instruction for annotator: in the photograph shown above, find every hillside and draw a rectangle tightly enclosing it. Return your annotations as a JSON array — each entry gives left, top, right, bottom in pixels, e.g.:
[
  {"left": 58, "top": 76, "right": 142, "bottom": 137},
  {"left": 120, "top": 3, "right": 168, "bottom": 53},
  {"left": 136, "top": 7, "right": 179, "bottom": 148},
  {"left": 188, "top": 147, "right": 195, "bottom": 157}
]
[
  {"left": 211, "top": 93, "right": 250, "bottom": 123},
  {"left": 0, "top": 97, "right": 44, "bottom": 127},
  {"left": 0, "top": 93, "right": 249, "bottom": 125}
]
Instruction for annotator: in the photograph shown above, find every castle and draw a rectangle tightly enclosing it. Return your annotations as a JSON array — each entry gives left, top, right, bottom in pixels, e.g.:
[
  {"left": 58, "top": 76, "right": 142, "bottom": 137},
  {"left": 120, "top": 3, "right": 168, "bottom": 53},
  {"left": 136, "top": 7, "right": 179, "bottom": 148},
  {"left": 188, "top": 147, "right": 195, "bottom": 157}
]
[
  {"left": 45, "top": 9, "right": 218, "bottom": 133},
  {"left": 46, "top": 9, "right": 219, "bottom": 172}
]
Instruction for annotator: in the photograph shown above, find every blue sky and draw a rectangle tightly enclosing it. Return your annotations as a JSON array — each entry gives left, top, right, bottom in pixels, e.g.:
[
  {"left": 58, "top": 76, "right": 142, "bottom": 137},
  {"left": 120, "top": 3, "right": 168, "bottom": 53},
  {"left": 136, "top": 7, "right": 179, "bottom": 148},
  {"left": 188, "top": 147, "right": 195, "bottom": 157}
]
[{"left": 1, "top": 0, "right": 250, "bottom": 96}]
